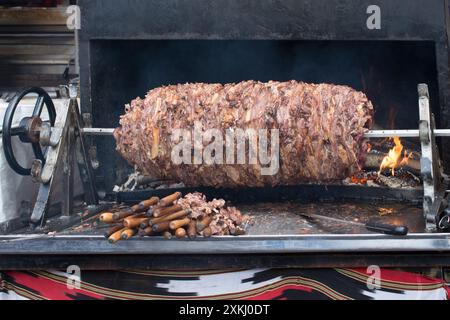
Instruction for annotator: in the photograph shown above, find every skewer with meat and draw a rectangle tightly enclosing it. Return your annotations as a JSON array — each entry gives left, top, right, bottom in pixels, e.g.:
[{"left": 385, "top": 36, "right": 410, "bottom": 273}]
[{"left": 114, "top": 80, "right": 373, "bottom": 187}]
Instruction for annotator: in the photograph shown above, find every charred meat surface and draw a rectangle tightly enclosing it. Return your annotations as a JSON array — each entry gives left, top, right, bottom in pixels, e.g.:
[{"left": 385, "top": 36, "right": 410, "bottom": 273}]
[{"left": 114, "top": 81, "right": 374, "bottom": 187}]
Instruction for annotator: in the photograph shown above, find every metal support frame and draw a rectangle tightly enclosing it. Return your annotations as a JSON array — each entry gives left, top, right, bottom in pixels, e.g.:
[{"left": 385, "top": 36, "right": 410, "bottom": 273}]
[
  {"left": 29, "top": 87, "right": 98, "bottom": 226},
  {"left": 418, "top": 84, "right": 448, "bottom": 231}
]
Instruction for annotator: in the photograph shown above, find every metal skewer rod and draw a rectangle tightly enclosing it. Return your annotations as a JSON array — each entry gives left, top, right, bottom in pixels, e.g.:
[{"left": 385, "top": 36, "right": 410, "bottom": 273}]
[
  {"left": 365, "top": 129, "right": 450, "bottom": 138},
  {"left": 80, "top": 127, "right": 450, "bottom": 138},
  {"left": 81, "top": 128, "right": 115, "bottom": 135}
]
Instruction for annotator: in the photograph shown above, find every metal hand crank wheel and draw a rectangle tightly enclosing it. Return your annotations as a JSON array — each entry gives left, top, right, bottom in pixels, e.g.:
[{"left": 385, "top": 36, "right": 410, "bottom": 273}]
[{"left": 2, "top": 87, "right": 56, "bottom": 176}]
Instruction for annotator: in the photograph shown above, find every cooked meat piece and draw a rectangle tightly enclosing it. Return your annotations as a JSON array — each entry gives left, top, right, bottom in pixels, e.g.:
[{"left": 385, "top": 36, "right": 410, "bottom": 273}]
[
  {"left": 176, "top": 192, "right": 226, "bottom": 219},
  {"left": 175, "top": 192, "right": 247, "bottom": 236},
  {"left": 114, "top": 80, "right": 373, "bottom": 187}
]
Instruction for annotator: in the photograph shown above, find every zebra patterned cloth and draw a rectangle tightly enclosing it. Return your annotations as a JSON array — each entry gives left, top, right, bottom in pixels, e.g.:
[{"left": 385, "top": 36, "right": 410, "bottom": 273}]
[{"left": 1, "top": 268, "right": 449, "bottom": 300}]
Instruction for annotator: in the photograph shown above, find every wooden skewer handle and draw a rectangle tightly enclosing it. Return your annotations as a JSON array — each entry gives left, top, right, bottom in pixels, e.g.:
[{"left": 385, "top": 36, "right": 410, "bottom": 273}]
[
  {"left": 108, "top": 228, "right": 126, "bottom": 244},
  {"left": 160, "top": 192, "right": 182, "bottom": 207},
  {"left": 153, "top": 204, "right": 183, "bottom": 218},
  {"left": 175, "top": 228, "right": 187, "bottom": 239},
  {"left": 139, "top": 226, "right": 155, "bottom": 237},
  {"left": 104, "top": 225, "right": 124, "bottom": 238},
  {"left": 121, "top": 228, "right": 137, "bottom": 240},
  {"left": 140, "top": 220, "right": 150, "bottom": 229},
  {"left": 152, "top": 221, "right": 171, "bottom": 233},
  {"left": 170, "top": 218, "right": 191, "bottom": 230},
  {"left": 150, "top": 209, "right": 190, "bottom": 225},
  {"left": 99, "top": 213, "right": 115, "bottom": 223},
  {"left": 113, "top": 209, "right": 134, "bottom": 220},
  {"left": 123, "top": 217, "right": 149, "bottom": 229},
  {"left": 163, "top": 231, "right": 173, "bottom": 240},
  {"left": 135, "top": 197, "right": 159, "bottom": 212},
  {"left": 187, "top": 220, "right": 197, "bottom": 239}
]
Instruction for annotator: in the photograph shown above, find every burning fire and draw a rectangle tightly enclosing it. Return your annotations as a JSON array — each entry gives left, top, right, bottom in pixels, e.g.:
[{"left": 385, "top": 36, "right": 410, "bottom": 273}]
[{"left": 378, "top": 137, "right": 412, "bottom": 176}]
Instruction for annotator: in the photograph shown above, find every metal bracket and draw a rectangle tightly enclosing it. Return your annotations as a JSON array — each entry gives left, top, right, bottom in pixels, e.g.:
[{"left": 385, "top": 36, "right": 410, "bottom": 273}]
[
  {"left": 418, "top": 84, "right": 448, "bottom": 232},
  {"left": 30, "top": 98, "right": 99, "bottom": 226}
]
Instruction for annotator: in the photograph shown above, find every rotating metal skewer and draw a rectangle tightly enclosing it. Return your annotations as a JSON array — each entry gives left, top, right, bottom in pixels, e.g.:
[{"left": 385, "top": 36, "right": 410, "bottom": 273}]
[{"left": 80, "top": 127, "right": 450, "bottom": 138}]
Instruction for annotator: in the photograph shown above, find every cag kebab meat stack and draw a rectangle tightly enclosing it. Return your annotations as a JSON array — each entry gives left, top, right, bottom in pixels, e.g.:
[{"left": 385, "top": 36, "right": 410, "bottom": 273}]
[
  {"left": 114, "top": 81, "right": 374, "bottom": 187},
  {"left": 99, "top": 192, "right": 249, "bottom": 243}
]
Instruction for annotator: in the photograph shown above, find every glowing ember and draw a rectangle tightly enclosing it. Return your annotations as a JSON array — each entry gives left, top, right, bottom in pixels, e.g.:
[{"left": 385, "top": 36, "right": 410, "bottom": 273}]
[
  {"left": 351, "top": 176, "right": 368, "bottom": 184},
  {"left": 378, "top": 137, "right": 412, "bottom": 176}
]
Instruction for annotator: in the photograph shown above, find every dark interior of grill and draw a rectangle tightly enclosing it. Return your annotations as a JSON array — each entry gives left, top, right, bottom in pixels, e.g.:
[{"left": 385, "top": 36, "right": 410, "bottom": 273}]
[
  {"left": 30, "top": 39, "right": 429, "bottom": 237},
  {"left": 89, "top": 40, "right": 440, "bottom": 191}
]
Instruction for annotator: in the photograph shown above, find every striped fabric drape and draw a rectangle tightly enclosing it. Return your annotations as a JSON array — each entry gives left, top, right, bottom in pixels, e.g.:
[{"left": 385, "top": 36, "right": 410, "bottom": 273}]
[{"left": 1, "top": 268, "right": 449, "bottom": 300}]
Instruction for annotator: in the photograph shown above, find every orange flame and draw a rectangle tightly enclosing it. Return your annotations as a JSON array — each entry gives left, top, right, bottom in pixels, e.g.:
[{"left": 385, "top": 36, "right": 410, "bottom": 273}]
[{"left": 378, "top": 137, "right": 412, "bottom": 176}]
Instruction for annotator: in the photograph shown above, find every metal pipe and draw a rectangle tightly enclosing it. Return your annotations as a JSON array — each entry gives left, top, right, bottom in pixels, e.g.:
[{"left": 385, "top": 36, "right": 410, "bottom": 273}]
[
  {"left": 81, "top": 128, "right": 115, "bottom": 135},
  {"left": 4, "top": 127, "right": 450, "bottom": 138},
  {"left": 80, "top": 128, "right": 450, "bottom": 138},
  {"left": 364, "top": 130, "right": 421, "bottom": 138},
  {"left": 365, "top": 129, "right": 450, "bottom": 138}
]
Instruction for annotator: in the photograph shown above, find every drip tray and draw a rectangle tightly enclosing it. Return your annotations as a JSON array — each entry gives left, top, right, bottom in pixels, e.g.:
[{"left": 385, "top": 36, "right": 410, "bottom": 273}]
[{"left": 244, "top": 201, "right": 424, "bottom": 235}]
